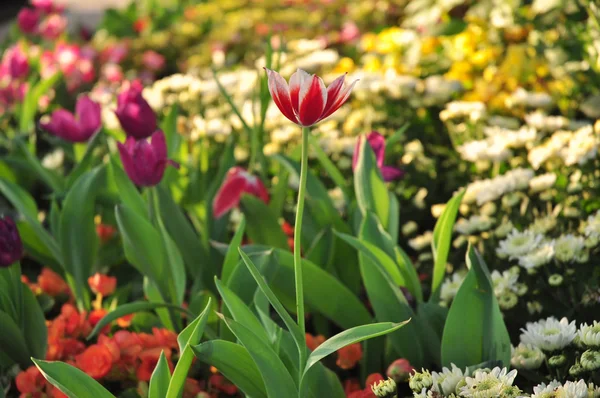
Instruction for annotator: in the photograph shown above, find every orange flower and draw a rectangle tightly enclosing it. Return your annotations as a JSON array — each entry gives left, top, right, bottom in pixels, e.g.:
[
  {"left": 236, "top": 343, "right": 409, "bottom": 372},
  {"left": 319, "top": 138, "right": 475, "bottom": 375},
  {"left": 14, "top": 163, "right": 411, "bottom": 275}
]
[
  {"left": 95, "top": 224, "right": 116, "bottom": 243},
  {"left": 38, "top": 268, "right": 69, "bottom": 296},
  {"left": 305, "top": 333, "right": 325, "bottom": 351},
  {"left": 112, "top": 330, "right": 143, "bottom": 363},
  {"left": 15, "top": 366, "right": 44, "bottom": 393},
  {"left": 209, "top": 374, "right": 238, "bottom": 395},
  {"left": 75, "top": 344, "right": 114, "bottom": 379},
  {"left": 47, "top": 384, "right": 69, "bottom": 398},
  {"left": 88, "top": 309, "right": 110, "bottom": 334},
  {"left": 151, "top": 327, "right": 178, "bottom": 349},
  {"left": 336, "top": 343, "right": 362, "bottom": 370},
  {"left": 98, "top": 334, "right": 121, "bottom": 363},
  {"left": 116, "top": 313, "right": 134, "bottom": 328},
  {"left": 184, "top": 378, "right": 206, "bottom": 398},
  {"left": 88, "top": 273, "right": 117, "bottom": 296},
  {"left": 60, "top": 338, "right": 86, "bottom": 359},
  {"left": 61, "top": 303, "right": 91, "bottom": 338}
]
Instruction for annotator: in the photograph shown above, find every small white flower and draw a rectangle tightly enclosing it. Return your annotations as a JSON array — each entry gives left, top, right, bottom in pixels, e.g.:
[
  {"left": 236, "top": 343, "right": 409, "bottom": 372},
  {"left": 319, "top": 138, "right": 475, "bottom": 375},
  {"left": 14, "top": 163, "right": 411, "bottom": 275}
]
[
  {"left": 529, "top": 173, "right": 557, "bottom": 193},
  {"left": 554, "top": 234, "right": 585, "bottom": 262},
  {"left": 491, "top": 270, "right": 518, "bottom": 296},
  {"left": 578, "top": 321, "right": 600, "bottom": 348},
  {"left": 584, "top": 211, "right": 600, "bottom": 240},
  {"left": 440, "top": 272, "right": 467, "bottom": 304},
  {"left": 520, "top": 317, "right": 577, "bottom": 351},
  {"left": 530, "top": 380, "right": 562, "bottom": 397},
  {"left": 455, "top": 215, "right": 495, "bottom": 235},
  {"left": 561, "top": 380, "right": 590, "bottom": 397},
  {"left": 518, "top": 241, "right": 555, "bottom": 270},
  {"left": 459, "top": 367, "right": 517, "bottom": 398},
  {"left": 409, "top": 231, "right": 433, "bottom": 251},
  {"left": 431, "top": 364, "right": 466, "bottom": 395},
  {"left": 497, "top": 229, "right": 543, "bottom": 259},
  {"left": 511, "top": 343, "right": 545, "bottom": 370}
]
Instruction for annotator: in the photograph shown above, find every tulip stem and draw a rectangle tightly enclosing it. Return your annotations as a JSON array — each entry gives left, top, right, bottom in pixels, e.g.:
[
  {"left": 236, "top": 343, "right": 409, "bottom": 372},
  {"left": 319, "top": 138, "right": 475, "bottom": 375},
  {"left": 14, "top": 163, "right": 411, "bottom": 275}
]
[{"left": 295, "top": 127, "right": 309, "bottom": 375}]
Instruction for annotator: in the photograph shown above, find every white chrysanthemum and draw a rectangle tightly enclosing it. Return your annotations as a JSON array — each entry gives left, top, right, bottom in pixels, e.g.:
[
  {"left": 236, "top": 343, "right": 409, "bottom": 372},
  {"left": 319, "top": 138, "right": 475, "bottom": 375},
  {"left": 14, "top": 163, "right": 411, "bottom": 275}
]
[
  {"left": 529, "top": 215, "right": 557, "bottom": 234},
  {"left": 520, "top": 317, "right": 577, "bottom": 351},
  {"left": 497, "top": 229, "right": 543, "bottom": 259},
  {"left": 440, "top": 101, "right": 486, "bottom": 122},
  {"left": 440, "top": 272, "right": 467, "bottom": 304},
  {"left": 560, "top": 125, "right": 598, "bottom": 166},
  {"left": 409, "top": 231, "right": 433, "bottom": 251},
  {"left": 455, "top": 215, "right": 495, "bottom": 235},
  {"left": 525, "top": 110, "right": 570, "bottom": 131},
  {"left": 484, "top": 126, "right": 537, "bottom": 148},
  {"left": 561, "top": 380, "right": 590, "bottom": 397},
  {"left": 554, "top": 234, "right": 585, "bottom": 262},
  {"left": 518, "top": 241, "right": 555, "bottom": 270},
  {"left": 529, "top": 173, "right": 557, "bottom": 193},
  {"left": 458, "top": 367, "right": 517, "bottom": 398},
  {"left": 491, "top": 270, "right": 518, "bottom": 296},
  {"left": 530, "top": 380, "right": 562, "bottom": 397},
  {"left": 584, "top": 211, "right": 600, "bottom": 240},
  {"left": 578, "top": 321, "right": 600, "bottom": 348},
  {"left": 511, "top": 343, "right": 545, "bottom": 370},
  {"left": 431, "top": 364, "right": 466, "bottom": 395},
  {"left": 41, "top": 148, "right": 65, "bottom": 170},
  {"left": 506, "top": 88, "right": 553, "bottom": 108}
]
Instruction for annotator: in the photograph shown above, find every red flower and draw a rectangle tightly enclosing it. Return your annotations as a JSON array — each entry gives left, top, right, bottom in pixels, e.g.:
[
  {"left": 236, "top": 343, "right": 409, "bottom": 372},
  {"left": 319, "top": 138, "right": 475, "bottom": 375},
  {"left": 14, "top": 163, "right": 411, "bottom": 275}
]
[
  {"left": 96, "top": 223, "right": 116, "bottom": 243},
  {"left": 16, "top": 366, "right": 44, "bottom": 394},
  {"left": 305, "top": 333, "right": 325, "bottom": 351},
  {"left": 336, "top": 343, "right": 363, "bottom": 370},
  {"left": 88, "top": 273, "right": 117, "bottom": 296},
  {"left": 117, "top": 313, "right": 134, "bottom": 328},
  {"left": 265, "top": 68, "right": 357, "bottom": 127},
  {"left": 38, "top": 268, "right": 69, "bottom": 296},
  {"left": 136, "top": 348, "right": 172, "bottom": 381},
  {"left": 213, "top": 167, "right": 269, "bottom": 218},
  {"left": 209, "top": 374, "right": 238, "bottom": 395},
  {"left": 352, "top": 132, "right": 404, "bottom": 182},
  {"left": 75, "top": 344, "right": 114, "bottom": 379},
  {"left": 386, "top": 358, "right": 414, "bottom": 382},
  {"left": 117, "top": 130, "right": 178, "bottom": 187},
  {"left": 88, "top": 309, "right": 109, "bottom": 333}
]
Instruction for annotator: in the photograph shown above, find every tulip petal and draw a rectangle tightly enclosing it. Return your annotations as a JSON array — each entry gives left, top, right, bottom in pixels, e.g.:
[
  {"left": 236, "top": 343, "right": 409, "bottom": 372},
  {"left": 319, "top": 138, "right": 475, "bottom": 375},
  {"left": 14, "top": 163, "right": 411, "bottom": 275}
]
[
  {"left": 351, "top": 135, "right": 363, "bottom": 172},
  {"left": 319, "top": 78, "right": 358, "bottom": 120},
  {"left": 133, "top": 139, "right": 159, "bottom": 186},
  {"left": 298, "top": 74, "right": 327, "bottom": 126},
  {"left": 117, "top": 141, "right": 141, "bottom": 186},
  {"left": 366, "top": 131, "right": 386, "bottom": 168},
  {"left": 150, "top": 130, "right": 167, "bottom": 160},
  {"left": 41, "top": 109, "right": 82, "bottom": 142},
  {"left": 75, "top": 96, "right": 102, "bottom": 139},
  {"left": 213, "top": 168, "right": 249, "bottom": 218},
  {"left": 289, "top": 68, "right": 310, "bottom": 114},
  {"left": 381, "top": 166, "right": 405, "bottom": 182},
  {"left": 323, "top": 73, "right": 346, "bottom": 112},
  {"left": 265, "top": 68, "right": 298, "bottom": 124}
]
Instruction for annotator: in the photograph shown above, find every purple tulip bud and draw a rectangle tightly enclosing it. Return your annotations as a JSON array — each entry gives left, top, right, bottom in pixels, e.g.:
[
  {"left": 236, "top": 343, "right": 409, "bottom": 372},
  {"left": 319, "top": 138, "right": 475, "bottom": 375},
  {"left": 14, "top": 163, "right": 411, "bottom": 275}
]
[
  {"left": 352, "top": 131, "right": 405, "bottom": 182},
  {"left": 17, "top": 8, "right": 40, "bottom": 35},
  {"left": 0, "top": 216, "right": 23, "bottom": 268},
  {"left": 117, "top": 130, "right": 178, "bottom": 187},
  {"left": 4, "top": 46, "right": 30, "bottom": 79},
  {"left": 40, "top": 95, "right": 102, "bottom": 142},
  {"left": 114, "top": 81, "right": 157, "bottom": 139}
]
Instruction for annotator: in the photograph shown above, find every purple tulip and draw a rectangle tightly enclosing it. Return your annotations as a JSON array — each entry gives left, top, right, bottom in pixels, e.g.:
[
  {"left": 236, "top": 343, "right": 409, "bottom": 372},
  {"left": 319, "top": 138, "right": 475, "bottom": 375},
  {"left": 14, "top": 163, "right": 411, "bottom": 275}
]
[
  {"left": 40, "top": 95, "right": 102, "bottom": 143},
  {"left": 4, "top": 46, "right": 30, "bottom": 79},
  {"left": 117, "top": 130, "right": 178, "bottom": 187},
  {"left": 0, "top": 216, "right": 23, "bottom": 267},
  {"left": 352, "top": 131, "right": 404, "bottom": 182},
  {"left": 114, "top": 81, "right": 157, "bottom": 139},
  {"left": 17, "top": 8, "right": 40, "bottom": 34}
]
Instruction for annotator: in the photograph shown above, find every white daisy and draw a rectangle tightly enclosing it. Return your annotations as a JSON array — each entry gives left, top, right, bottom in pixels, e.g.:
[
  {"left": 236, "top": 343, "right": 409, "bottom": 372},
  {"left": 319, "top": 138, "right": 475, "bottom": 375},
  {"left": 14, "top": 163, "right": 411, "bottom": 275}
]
[
  {"left": 529, "top": 173, "right": 557, "bottom": 193},
  {"left": 578, "top": 321, "right": 600, "bottom": 348},
  {"left": 520, "top": 317, "right": 577, "bottom": 351},
  {"left": 517, "top": 241, "right": 555, "bottom": 270},
  {"left": 553, "top": 234, "right": 585, "bottom": 262},
  {"left": 431, "top": 364, "right": 466, "bottom": 395},
  {"left": 510, "top": 343, "right": 545, "bottom": 370},
  {"left": 459, "top": 367, "right": 517, "bottom": 398},
  {"left": 497, "top": 229, "right": 543, "bottom": 259}
]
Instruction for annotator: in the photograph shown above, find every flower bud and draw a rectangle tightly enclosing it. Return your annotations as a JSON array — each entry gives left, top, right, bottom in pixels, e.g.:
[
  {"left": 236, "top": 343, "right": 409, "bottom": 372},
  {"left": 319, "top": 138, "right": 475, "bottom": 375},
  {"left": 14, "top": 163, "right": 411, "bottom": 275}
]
[
  {"left": 548, "top": 354, "right": 566, "bottom": 367},
  {"left": 115, "top": 81, "right": 157, "bottom": 139},
  {"left": 17, "top": 8, "right": 40, "bottom": 34},
  {"left": 117, "top": 130, "right": 178, "bottom": 187},
  {"left": 386, "top": 358, "right": 414, "bottom": 382},
  {"left": 548, "top": 274, "right": 563, "bottom": 286},
  {"left": 409, "top": 369, "right": 432, "bottom": 392},
  {"left": 569, "top": 363, "right": 584, "bottom": 377},
  {"left": 371, "top": 377, "right": 397, "bottom": 398},
  {"left": 581, "top": 350, "right": 600, "bottom": 371},
  {"left": 0, "top": 216, "right": 23, "bottom": 267}
]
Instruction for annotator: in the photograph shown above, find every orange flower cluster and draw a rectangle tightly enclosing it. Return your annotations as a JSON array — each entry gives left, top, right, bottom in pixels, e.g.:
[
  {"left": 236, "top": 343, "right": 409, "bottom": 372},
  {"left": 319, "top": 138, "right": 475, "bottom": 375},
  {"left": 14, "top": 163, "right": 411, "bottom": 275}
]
[
  {"left": 336, "top": 342, "right": 363, "bottom": 370},
  {"left": 22, "top": 268, "right": 70, "bottom": 297},
  {"left": 345, "top": 373, "right": 384, "bottom": 398}
]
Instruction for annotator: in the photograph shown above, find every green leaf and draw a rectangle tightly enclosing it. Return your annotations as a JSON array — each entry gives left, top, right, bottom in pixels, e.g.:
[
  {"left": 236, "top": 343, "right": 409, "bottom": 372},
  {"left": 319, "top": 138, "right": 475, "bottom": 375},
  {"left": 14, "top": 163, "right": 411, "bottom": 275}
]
[
  {"left": 110, "top": 157, "right": 146, "bottom": 218},
  {"left": 161, "top": 105, "right": 181, "bottom": 158},
  {"left": 0, "top": 178, "right": 61, "bottom": 262},
  {"left": 19, "top": 72, "right": 61, "bottom": 133},
  {"left": 441, "top": 245, "right": 511, "bottom": 367},
  {"left": 387, "top": 192, "right": 400, "bottom": 243},
  {"left": 87, "top": 301, "right": 192, "bottom": 339},
  {"left": 155, "top": 212, "right": 186, "bottom": 305},
  {"left": 431, "top": 18, "right": 468, "bottom": 36},
  {"left": 0, "top": 310, "right": 30, "bottom": 367},
  {"left": 15, "top": 139, "right": 63, "bottom": 191},
  {"left": 353, "top": 136, "right": 390, "bottom": 229},
  {"left": 307, "top": 135, "right": 350, "bottom": 201},
  {"left": 216, "top": 279, "right": 270, "bottom": 343},
  {"left": 240, "top": 195, "right": 288, "bottom": 250},
  {"left": 430, "top": 189, "right": 465, "bottom": 302},
  {"left": 218, "top": 314, "right": 298, "bottom": 397},
  {"left": 303, "top": 321, "right": 409, "bottom": 377},
  {"left": 65, "top": 132, "right": 103, "bottom": 189},
  {"left": 167, "top": 299, "right": 212, "bottom": 398},
  {"left": 148, "top": 351, "right": 170, "bottom": 398},
  {"left": 59, "top": 167, "right": 103, "bottom": 310},
  {"left": 193, "top": 340, "right": 267, "bottom": 398},
  {"left": 395, "top": 246, "right": 423, "bottom": 302},
  {"left": 22, "top": 284, "right": 47, "bottom": 360},
  {"left": 221, "top": 215, "right": 246, "bottom": 283},
  {"left": 32, "top": 359, "right": 115, "bottom": 398}
]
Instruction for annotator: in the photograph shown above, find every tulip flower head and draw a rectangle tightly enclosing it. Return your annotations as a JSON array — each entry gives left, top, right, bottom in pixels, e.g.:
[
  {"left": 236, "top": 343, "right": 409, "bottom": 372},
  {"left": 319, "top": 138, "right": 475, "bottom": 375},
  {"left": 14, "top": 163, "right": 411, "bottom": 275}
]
[
  {"left": 352, "top": 132, "right": 404, "bottom": 182},
  {"left": 3, "top": 46, "right": 30, "bottom": 79},
  {"left": 115, "top": 80, "right": 157, "bottom": 139},
  {"left": 0, "top": 216, "right": 23, "bottom": 267},
  {"left": 213, "top": 167, "right": 269, "bottom": 218},
  {"left": 117, "top": 130, "right": 178, "bottom": 187},
  {"left": 41, "top": 95, "right": 102, "bottom": 143},
  {"left": 17, "top": 8, "right": 40, "bottom": 34},
  {"left": 265, "top": 68, "right": 357, "bottom": 127}
]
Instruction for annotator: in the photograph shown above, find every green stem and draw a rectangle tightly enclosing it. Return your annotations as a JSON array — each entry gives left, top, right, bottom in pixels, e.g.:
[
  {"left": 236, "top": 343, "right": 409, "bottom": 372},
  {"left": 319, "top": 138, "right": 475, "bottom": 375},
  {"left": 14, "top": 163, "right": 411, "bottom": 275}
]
[{"left": 295, "top": 127, "right": 309, "bottom": 376}]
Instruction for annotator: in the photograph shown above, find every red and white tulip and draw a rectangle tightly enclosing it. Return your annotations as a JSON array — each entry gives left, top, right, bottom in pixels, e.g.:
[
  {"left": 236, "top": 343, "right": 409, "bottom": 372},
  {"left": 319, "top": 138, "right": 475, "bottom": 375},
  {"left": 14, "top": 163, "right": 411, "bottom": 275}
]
[
  {"left": 213, "top": 167, "right": 269, "bottom": 218},
  {"left": 265, "top": 68, "right": 357, "bottom": 127}
]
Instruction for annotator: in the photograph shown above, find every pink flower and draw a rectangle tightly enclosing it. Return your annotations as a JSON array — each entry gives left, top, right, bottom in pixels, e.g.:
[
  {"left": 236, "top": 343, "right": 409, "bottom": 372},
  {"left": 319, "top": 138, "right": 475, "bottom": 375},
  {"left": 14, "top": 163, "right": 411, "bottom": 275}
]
[
  {"left": 117, "top": 130, "right": 178, "bottom": 187},
  {"left": 39, "top": 13, "right": 67, "bottom": 40},
  {"left": 55, "top": 44, "right": 80, "bottom": 75},
  {"left": 3, "top": 46, "right": 29, "bottom": 79},
  {"left": 115, "top": 81, "right": 157, "bottom": 139},
  {"left": 31, "top": 0, "right": 64, "bottom": 14},
  {"left": 386, "top": 358, "right": 414, "bottom": 382},
  {"left": 352, "top": 132, "right": 404, "bottom": 182},
  {"left": 213, "top": 167, "right": 269, "bottom": 218},
  {"left": 17, "top": 8, "right": 40, "bottom": 34},
  {"left": 142, "top": 50, "right": 165, "bottom": 72},
  {"left": 265, "top": 68, "right": 357, "bottom": 127},
  {"left": 339, "top": 21, "right": 360, "bottom": 44},
  {"left": 102, "top": 64, "right": 124, "bottom": 83},
  {"left": 40, "top": 95, "right": 102, "bottom": 142}
]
